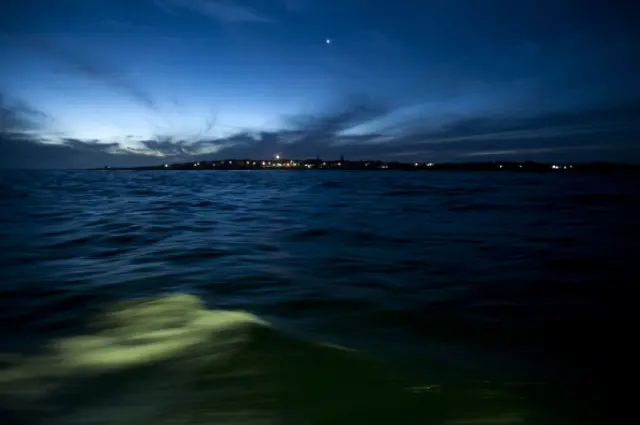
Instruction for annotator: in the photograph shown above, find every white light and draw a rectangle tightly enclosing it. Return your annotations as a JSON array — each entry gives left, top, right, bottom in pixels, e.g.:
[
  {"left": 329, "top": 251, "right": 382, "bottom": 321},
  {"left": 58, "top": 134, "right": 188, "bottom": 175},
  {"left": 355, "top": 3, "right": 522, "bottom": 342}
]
[
  {"left": 326, "top": 38, "right": 331, "bottom": 44},
  {"left": 275, "top": 154, "right": 280, "bottom": 160},
  {"left": 519, "top": 165, "right": 522, "bottom": 168},
  {"left": 499, "top": 165, "right": 503, "bottom": 169},
  {"left": 164, "top": 164, "right": 169, "bottom": 168}
]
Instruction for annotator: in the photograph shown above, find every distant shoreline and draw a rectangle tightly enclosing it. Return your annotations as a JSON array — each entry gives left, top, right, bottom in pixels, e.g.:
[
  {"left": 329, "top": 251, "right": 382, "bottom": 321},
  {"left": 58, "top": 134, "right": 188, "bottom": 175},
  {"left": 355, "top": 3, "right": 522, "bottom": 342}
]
[{"left": 91, "top": 160, "right": 640, "bottom": 172}]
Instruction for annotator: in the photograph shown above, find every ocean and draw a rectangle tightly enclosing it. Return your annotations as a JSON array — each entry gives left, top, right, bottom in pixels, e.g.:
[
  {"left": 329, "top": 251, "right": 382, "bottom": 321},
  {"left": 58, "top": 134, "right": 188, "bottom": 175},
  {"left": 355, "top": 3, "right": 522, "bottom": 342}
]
[{"left": 0, "top": 169, "right": 636, "bottom": 424}]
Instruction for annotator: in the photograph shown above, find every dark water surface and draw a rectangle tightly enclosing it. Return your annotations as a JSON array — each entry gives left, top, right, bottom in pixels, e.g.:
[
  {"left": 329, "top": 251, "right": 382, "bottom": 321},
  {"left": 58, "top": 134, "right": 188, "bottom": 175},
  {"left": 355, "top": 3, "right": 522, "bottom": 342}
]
[{"left": 0, "top": 170, "right": 637, "bottom": 424}]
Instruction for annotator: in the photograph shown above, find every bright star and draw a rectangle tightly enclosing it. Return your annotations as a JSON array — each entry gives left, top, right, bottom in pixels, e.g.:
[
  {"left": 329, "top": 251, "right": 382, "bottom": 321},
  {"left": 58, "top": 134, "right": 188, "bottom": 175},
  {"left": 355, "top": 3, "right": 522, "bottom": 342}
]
[{"left": 326, "top": 38, "right": 331, "bottom": 44}]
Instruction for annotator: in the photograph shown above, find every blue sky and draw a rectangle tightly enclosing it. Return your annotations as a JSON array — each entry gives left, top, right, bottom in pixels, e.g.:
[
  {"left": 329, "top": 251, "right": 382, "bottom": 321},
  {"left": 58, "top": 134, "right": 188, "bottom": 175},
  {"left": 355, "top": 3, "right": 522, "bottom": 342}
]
[{"left": 0, "top": 0, "right": 638, "bottom": 167}]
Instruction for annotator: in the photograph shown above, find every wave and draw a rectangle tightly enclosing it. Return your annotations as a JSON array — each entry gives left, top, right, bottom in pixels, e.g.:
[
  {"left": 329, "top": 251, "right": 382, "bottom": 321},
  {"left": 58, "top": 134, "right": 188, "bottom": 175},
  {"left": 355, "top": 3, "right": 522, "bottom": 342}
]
[
  {"left": 0, "top": 293, "right": 543, "bottom": 425},
  {"left": 317, "top": 181, "right": 344, "bottom": 188},
  {"left": 382, "top": 189, "right": 427, "bottom": 197}
]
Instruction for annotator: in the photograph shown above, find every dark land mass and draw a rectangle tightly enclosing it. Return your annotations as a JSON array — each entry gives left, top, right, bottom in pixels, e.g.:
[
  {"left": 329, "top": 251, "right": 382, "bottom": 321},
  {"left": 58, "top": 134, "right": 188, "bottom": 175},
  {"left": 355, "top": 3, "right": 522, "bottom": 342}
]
[{"left": 93, "top": 159, "right": 640, "bottom": 172}]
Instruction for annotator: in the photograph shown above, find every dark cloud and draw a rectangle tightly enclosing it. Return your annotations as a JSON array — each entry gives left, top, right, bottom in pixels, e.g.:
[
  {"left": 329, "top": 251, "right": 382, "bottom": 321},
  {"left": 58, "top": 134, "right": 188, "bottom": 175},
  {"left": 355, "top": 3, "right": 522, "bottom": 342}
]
[
  {"left": 204, "top": 100, "right": 640, "bottom": 162},
  {"left": 0, "top": 93, "right": 228, "bottom": 168},
  {"left": 285, "top": 95, "right": 391, "bottom": 134},
  {"left": 0, "top": 133, "right": 181, "bottom": 169},
  {"left": 132, "top": 137, "right": 230, "bottom": 156},
  {"left": 392, "top": 102, "right": 640, "bottom": 146},
  {"left": 0, "top": 93, "right": 50, "bottom": 133},
  {"left": 2, "top": 93, "right": 639, "bottom": 169},
  {"left": 0, "top": 93, "right": 165, "bottom": 169},
  {"left": 60, "top": 138, "right": 121, "bottom": 153}
]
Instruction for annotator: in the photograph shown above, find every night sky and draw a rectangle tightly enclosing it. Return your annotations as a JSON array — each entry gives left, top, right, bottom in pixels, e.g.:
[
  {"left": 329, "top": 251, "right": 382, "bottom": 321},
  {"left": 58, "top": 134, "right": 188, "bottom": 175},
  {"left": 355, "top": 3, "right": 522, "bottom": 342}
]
[{"left": 1, "top": 0, "right": 638, "bottom": 168}]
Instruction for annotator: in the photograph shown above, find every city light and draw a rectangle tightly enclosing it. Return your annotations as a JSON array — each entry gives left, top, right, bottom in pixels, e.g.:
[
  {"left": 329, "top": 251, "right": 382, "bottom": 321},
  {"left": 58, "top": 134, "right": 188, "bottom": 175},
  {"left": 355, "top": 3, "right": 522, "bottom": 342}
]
[
  {"left": 117, "top": 159, "right": 599, "bottom": 172},
  {"left": 122, "top": 156, "right": 602, "bottom": 172}
]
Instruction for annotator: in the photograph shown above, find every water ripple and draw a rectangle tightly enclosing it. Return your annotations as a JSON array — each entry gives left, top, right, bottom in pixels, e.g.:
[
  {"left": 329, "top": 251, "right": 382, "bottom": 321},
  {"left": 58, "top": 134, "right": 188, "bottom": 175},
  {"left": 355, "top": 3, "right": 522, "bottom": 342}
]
[{"left": 0, "top": 169, "right": 637, "bottom": 365}]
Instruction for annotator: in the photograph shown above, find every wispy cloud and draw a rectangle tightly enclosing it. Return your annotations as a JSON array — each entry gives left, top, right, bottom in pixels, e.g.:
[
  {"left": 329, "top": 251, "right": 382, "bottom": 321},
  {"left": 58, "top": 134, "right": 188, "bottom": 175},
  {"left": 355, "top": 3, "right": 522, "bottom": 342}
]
[
  {"left": 23, "top": 37, "right": 159, "bottom": 111},
  {"left": 462, "top": 145, "right": 621, "bottom": 158},
  {"left": 157, "top": 0, "right": 276, "bottom": 23}
]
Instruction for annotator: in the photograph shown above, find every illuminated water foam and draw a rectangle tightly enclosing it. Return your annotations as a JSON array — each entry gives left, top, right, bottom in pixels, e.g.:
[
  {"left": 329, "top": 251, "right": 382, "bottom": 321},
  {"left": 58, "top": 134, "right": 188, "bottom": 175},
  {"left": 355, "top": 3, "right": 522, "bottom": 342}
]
[{"left": 0, "top": 294, "right": 532, "bottom": 425}]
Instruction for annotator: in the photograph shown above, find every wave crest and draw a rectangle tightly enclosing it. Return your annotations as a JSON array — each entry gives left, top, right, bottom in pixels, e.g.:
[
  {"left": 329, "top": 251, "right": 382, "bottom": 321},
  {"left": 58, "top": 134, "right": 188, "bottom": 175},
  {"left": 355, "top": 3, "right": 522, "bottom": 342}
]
[{"left": 0, "top": 293, "right": 534, "bottom": 425}]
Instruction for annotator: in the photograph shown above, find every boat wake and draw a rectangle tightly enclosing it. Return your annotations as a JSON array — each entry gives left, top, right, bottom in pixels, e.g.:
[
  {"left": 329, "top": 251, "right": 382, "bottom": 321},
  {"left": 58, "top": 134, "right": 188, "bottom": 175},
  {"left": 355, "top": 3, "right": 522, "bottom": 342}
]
[{"left": 0, "top": 294, "right": 543, "bottom": 425}]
